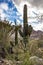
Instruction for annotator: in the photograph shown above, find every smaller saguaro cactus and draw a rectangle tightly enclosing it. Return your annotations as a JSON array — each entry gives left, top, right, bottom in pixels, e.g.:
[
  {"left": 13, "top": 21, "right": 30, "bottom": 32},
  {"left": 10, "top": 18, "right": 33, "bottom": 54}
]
[
  {"left": 14, "top": 20, "right": 21, "bottom": 61},
  {"left": 19, "top": 4, "right": 33, "bottom": 51},
  {"left": 14, "top": 19, "right": 21, "bottom": 46},
  {"left": 14, "top": 20, "right": 19, "bottom": 46}
]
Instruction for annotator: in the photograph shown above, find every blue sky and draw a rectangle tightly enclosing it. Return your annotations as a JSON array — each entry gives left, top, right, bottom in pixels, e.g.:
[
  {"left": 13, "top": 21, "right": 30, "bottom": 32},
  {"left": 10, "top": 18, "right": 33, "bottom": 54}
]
[
  {"left": 0, "top": 0, "right": 43, "bottom": 31},
  {"left": 0, "top": 0, "right": 22, "bottom": 24}
]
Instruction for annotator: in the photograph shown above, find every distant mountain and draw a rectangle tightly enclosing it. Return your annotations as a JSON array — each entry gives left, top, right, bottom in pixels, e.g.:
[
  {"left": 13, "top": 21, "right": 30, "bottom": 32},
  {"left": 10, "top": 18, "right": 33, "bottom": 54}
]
[
  {"left": 30, "top": 30, "right": 43, "bottom": 40},
  {"left": 10, "top": 29, "right": 43, "bottom": 41}
]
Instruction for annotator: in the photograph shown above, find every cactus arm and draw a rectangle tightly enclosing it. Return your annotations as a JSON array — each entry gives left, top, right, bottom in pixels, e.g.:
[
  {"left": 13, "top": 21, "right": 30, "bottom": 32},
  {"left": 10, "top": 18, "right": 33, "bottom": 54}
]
[
  {"left": 19, "top": 29, "right": 24, "bottom": 37},
  {"left": 28, "top": 25, "right": 33, "bottom": 36}
]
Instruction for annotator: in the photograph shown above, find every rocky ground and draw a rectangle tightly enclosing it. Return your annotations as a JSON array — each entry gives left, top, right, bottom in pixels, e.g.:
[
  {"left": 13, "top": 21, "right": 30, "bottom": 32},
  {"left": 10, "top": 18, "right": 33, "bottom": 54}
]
[
  {"left": 0, "top": 59, "right": 14, "bottom": 65},
  {"left": 29, "top": 56, "right": 43, "bottom": 65}
]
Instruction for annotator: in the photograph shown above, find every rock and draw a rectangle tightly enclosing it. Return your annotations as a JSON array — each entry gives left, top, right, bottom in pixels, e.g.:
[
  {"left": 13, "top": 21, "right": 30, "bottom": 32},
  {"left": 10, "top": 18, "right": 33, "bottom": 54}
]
[
  {"left": 29, "top": 56, "right": 43, "bottom": 65},
  {"left": 0, "top": 59, "right": 14, "bottom": 65}
]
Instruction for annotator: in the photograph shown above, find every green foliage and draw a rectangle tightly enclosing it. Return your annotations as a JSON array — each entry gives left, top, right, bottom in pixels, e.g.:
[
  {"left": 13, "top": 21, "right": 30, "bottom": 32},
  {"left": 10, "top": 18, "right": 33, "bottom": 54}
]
[
  {"left": 21, "top": 52, "right": 32, "bottom": 65},
  {"left": 29, "top": 40, "right": 38, "bottom": 55},
  {"left": 0, "top": 20, "right": 15, "bottom": 58},
  {"left": 38, "top": 40, "right": 43, "bottom": 48},
  {"left": 0, "top": 21, "right": 13, "bottom": 47},
  {"left": 29, "top": 39, "right": 43, "bottom": 58}
]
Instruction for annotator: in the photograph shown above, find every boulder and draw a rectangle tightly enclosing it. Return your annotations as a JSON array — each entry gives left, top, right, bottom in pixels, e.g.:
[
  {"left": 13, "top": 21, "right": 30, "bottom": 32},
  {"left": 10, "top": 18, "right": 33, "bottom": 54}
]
[
  {"left": 29, "top": 56, "right": 43, "bottom": 65},
  {"left": 0, "top": 59, "right": 14, "bottom": 65}
]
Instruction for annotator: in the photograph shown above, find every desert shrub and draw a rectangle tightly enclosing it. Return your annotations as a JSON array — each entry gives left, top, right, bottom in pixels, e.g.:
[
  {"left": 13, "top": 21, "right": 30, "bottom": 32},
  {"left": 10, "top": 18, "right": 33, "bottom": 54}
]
[
  {"left": 21, "top": 52, "right": 33, "bottom": 65},
  {"left": 38, "top": 40, "right": 43, "bottom": 48},
  {"left": 0, "top": 20, "right": 15, "bottom": 59},
  {"left": 29, "top": 40, "right": 38, "bottom": 56},
  {"left": 29, "top": 39, "right": 43, "bottom": 58}
]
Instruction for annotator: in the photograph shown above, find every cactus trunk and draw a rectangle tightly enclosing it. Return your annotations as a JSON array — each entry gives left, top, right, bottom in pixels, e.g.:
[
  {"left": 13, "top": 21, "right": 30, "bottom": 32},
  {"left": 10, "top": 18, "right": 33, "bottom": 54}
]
[
  {"left": 15, "top": 29, "right": 18, "bottom": 46},
  {"left": 23, "top": 4, "right": 29, "bottom": 49},
  {"left": 23, "top": 4, "right": 29, "bottom": 36},
  {"left": 15, "top": 20, "right": 18, "bottom": 46}
]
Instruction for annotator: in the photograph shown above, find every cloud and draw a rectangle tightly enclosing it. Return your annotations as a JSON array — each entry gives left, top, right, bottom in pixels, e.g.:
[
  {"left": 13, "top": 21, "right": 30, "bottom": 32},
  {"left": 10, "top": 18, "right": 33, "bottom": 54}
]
[
  {"left": 0, "top": 3, "right": 8, "bottom": 10},
  {"left": 0, "top": 9, "right": 3, "bottom": 13},
  {"left": 13, "top": 0, "right": 43, "bottom": 8},
  {"left": 33, "top": 22, "right": 43, "bottom": 31},
  {"left": 13, "top": 0, "right": 22, "bottom": 5},
  {"left": 0, "top": 3, "right": 9, "bottom": 20},
  {"left": 0, "top": 8, "right": 6, "bottom": 20},
  {"left": 27, "top": 0, "right": 43, "bottom": 8}
]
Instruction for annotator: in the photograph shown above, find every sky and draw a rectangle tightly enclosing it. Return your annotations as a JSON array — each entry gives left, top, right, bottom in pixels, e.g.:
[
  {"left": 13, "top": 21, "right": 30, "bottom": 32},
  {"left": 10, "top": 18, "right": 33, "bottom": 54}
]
[{"left": 0, "top": 0, "right": 43, "bottom": 31}]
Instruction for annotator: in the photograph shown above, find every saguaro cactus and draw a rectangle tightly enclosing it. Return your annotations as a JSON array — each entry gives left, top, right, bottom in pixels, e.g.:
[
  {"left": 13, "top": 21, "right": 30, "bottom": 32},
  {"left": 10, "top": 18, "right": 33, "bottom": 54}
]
[
  {"left": 14, "top": 20, "right": 21, "bottom": 46},
  {"left": 19, "top": 4, "right": 33, "bottom": 51},
  {"left": 15, "top": 21, "right": 18, "bottom": 46},
  {"left": 14, "top": 20, "right": 21, "bottom": 61}
]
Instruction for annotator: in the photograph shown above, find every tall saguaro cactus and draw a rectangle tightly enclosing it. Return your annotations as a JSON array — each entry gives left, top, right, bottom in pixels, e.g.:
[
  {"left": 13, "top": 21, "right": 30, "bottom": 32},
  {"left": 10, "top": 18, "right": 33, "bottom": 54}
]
[{"left": 19, "top": 4, "right": 33, "bottom": 51}]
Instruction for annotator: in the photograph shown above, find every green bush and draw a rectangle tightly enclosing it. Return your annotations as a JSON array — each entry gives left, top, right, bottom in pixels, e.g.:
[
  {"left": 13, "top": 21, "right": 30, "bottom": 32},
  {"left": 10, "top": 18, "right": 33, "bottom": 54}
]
[{"left": 21, "top": 52, "right": 33, "bottom": 65}]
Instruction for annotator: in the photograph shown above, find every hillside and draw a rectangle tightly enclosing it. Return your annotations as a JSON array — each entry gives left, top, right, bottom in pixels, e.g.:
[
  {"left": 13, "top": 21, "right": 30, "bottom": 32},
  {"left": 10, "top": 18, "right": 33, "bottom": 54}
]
[{"left": 30, "top": 30, "right": 43, "bottom": 40}]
